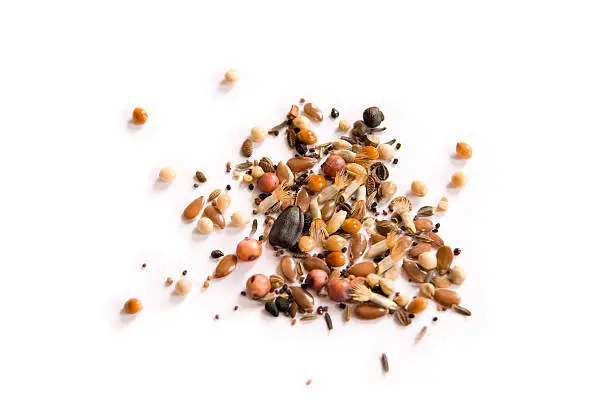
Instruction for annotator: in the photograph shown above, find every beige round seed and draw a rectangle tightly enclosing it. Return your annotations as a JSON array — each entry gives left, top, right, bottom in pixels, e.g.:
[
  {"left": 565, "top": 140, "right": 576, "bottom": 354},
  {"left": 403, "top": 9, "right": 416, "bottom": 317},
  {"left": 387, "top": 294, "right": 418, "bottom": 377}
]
[
  {"left": 175, "top": 278, "right": 192, "bottom": 296},
  {"left": 377, "top": 144, "right": 396, "bottom": 160},
  {"left": 419, "top": 283, "right": 436, "bottom": 298},
  {"left": 293, "top": 115, "right": 310, "bottom": 130},
  {"left": 393, "top": 293, "right": 411, "bottom": 308},
  {"left": 197, "top": 217, "right": 214, "bottom": 234},
  {"left": 338, "top": 120, "right": 350, "bottom": 132},
  {"left": 215, "top": 193, "right": 231, "bottom": 212},
  {"left": 231, "top": 211, "right": 250, "bottom": 227},
  {"left": 437, "top": 196, "right": 449, "bottom": 212},
  {"left": 451, "top": 170, "right": 468, "bottom": 188},
  {"left": 449, "top": 265, "right": 466, "bottom": 285},
  {"left": 380, "top": 181, "right": 398, "bottom": 198},
  {"left": 250, "top": 126, "right": 267, "bottom": 142},
  {"left": 411, "top": 180, "right": 428, "bottom": 197},
  {"left": 418, "top": 251, "right": 437, "bottom": 270},
  {"left": 242, "top": 174, "right": 253, "bottom": 184},
  {"left": 251, "top": 166, "right": 264, "bottom": 179},
  {"left": 224, "top": 69, "right": 239, "bottom": 83},
  {"left": 158, "top": 167, "right": 176, "bottom": 182}
]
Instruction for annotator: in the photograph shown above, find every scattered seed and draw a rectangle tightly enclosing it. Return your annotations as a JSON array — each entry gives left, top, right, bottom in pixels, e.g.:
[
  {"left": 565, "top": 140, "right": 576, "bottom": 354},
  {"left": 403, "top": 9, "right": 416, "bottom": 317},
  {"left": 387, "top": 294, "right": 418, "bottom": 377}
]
[
  {"left": 300, "top": 313, "right": 318, "bottom": 321},
  {"left": 203, "top": 281, "right": 210, "bottom": 288},
  {"left": 344, "top": 307, "right": 351, "bottom": 322},
  {"left": 432, "top": 316, "right": 438, "bottom": 322},
  {"left": 165, "top": 277, "right": 173, "bottom": 286},
  {"left": 395, "top": 309, "right": 412, "bottom": 326},
  {"left": 306, "top": 379, "right": 312, "bottom": 386},
  {"left": 208, "top": 189, "right": 221, "bottom": 202},
  {"left": 225, "top": 162, "right": 231, "bottom": 173},
  {"left": 141, "top": 263, "right": 147, "bottom": 269},
  {"left": 195, "top": 171, "right": 207, "bottom": 183},
  {"left": 415, "top": 326, "right": 427, "bottom": 343},
  {"left": 234, "top": 305, "right": 239, "bottom": 311},
  {"left": 214, "top": 314, "right": 219, "bottom": 320},
  {"left": 381, "top": 353, "right": 389, "bottom": 373},
  {"left": 452, "top": 305, "right": 472, "bottom": 316},
  {"left": 324, "top": 312, "right": 333, "bottom": 331},
  {"left": 454, "top": 248, "right": 461, "bottom": 256},
  {"left": 182, "top": 270, "right": 187, "bottom": 276},
  {"left": 211, "top": 250, "right": 224, "bottom": 259}
]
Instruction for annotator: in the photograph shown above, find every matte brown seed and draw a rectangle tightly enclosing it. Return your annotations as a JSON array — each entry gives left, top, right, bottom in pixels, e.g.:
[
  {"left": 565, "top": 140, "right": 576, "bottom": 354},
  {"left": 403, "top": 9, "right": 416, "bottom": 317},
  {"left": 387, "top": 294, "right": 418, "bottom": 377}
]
[
  {"left": 289, "top": 286, "right": 315, "bottom": 309},
  {"left": 425, "top": 231, "right": 445, "bottom": 248},
  {"left": 208, "top": 189, "right": 221, "bottom": 202},
  {"left": 214, "top": 254, "right": 238, "bottom": 278},
  {"left": 183, "top": 196, "right": 204, "bottom": 220},
  {"left": 324, "top": 312, "right": 333, "bottom": 330},
  {"left": 432, "top": 276, "right": 451, "bottom": 288},
  {"left": 381, "top": 353, "right": 389, "bottom": 373},
  {"left": 348, "top": 261, "right": 377, "bottom": 277},
  {"left": 204, "top": 205, "right": 226, "bottom": 228},
  {"left": 259, "top": 157, "right": 275, "bottom": 173},
  {"left": 354, "top": 303, "right": 386, "bottom": 320},
  {"left": 349, "top": 233, "right": 368, "bottom": 262},
  {"left": 414, "top": 219, "right": 434, "bottom": 232},
  {"left": 289, "top": 302, "right": 298, "bottom": 318},
  {"left": 409, "top": 243, "right": 432, "bottom": 259},
  {"left": 287, "top": 157, "right": 317, "bottom": 172},
  {"left": 195, "top": 171, "right": 207, "bottom": 183},
  {"left": 436, "top": 246, "right": 454, "bottom": 273},
  {"left": 395, "top": 309, "right": 412, "bottom": 326},
  {"left": 302, "top": 256, "right": 331, "bottom": 274},
  {"left": 280, "top": 256, "right": 298, "bottom": 282},
  {"left": 304, "top": 102, "right": 324, "bottom": 122},
  {"left": 402, "top": 260, "right": 426, "bottom": 283},
  {"left": 241, "top": 139, "right": 253, "bottom": 157},
  {"left": 434, "top": 289, "right": 461, "bottom": 306}
]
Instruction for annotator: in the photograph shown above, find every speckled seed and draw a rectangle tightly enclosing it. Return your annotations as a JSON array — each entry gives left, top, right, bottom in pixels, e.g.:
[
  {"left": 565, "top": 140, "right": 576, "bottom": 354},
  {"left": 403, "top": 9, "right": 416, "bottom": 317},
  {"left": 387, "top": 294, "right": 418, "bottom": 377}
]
[
  {"left": 246, "top": 274, "right": 271, "bottom": 299},
  {"left": 348, "top": 261, "right": 376, "bottom": 277},
  {"left": 449, "top": 265, "right": 466, "bottom": 285},
  {"left": 279, "top": 256, "right": 298, "bottom": 282},
  {"left": 123, "top": 298, "right": 143, "bottom": 314},
  {"left": 214, "top": 254, "right": 238, "bottom": 278},
  {"left": 354, "top": 303, "right": 386, "bottom": 320},
  {"left": 419, "top": 283, "right": 436, "bottom": 298},
  {"left": 289, "top": 286, "right": 314, "bottom": 309},
  {"left": 250, "top": 126, "right": 267, "bottom": 142},
  {"left": 236, "top": 238, "right": 262, "bottom": 262},
  {"left": 183, "top": 196, "right": 205, "bottom": 221},
  {"left": 197, "top": 217, "right": 214, "bottom": 234},
  {"left": 158, "top": 167, "right": 176, "bottom": 182},
  {"left": 321, "top": 155, "right": 346, "bottom": 177},
  {"left": 306, "top": 269, "right": 328, "bottom": 290},
  {"left": 174, "top": 278, "right": 192, "bottom": 296},
  {"left": 258, "top": 173, "right": 280, "bottom": 193},
  {"left": 418, "top": 251, "right": 437, "bottom": 270},
  {"left": 407, "top": 297, "right": 429, "bottom": 314},
  {"left": 434, "top": 289, "right": 461, "bottom": 306}
]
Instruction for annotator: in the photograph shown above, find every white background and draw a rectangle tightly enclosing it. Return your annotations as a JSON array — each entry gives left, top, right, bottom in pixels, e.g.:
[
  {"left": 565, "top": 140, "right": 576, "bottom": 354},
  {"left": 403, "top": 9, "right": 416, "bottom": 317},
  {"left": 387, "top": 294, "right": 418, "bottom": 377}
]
[{"left": 1, "top": 1, "right": 611, "bottom": 409}]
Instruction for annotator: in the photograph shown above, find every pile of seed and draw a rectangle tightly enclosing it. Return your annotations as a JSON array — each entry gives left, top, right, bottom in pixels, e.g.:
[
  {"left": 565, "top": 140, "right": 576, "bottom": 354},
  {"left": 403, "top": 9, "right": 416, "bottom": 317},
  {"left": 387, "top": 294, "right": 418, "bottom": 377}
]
[{"left": 125, "top": 102, "right": 473, "bottom": 332}]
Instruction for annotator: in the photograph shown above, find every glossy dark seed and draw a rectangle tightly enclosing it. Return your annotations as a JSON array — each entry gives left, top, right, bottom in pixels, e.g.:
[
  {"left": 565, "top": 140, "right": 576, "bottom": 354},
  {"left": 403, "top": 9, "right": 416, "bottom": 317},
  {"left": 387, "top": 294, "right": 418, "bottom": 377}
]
[
  {"left": 295, "top": 141, "right": 308, "bottom": 155},
  {"left": 302, "top": 213, "right": 312, "bottom": 233},
  {"left": 211, "top": 250, "right": 224, "bottom": 259},
  {"left": 275, "top": 297, "right": 291, "bottom": 313},
  {"left": 392, "top": 158, "right": 398, "bottom": 165},
  {"left": 454, "top": 248, "right": 461, "bottom": 256},
  {"left": 331, "top": 108, "right": 339, "bottom": 119},
  {"left": 265, "top": 301, "right": 279, "bottom": 317}
]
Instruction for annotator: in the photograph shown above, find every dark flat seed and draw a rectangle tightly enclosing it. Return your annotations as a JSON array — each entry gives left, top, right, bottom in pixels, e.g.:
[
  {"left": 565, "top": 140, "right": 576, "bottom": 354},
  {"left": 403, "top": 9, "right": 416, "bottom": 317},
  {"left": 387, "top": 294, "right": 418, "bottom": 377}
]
[
  {"left": 275, "top": 297, "right": 291, "bottom": 312},
  {"left": 211, "top": 250, "right": 224, "bottom": 259},
  {"left": 265, "top": 301, "right": 280, "bottom": 317}
]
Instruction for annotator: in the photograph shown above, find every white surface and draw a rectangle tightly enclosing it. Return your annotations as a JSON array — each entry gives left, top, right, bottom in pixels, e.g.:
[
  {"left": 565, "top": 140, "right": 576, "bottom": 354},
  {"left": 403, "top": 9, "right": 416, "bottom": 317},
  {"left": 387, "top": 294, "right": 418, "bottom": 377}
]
[{"left": 1, "top": 1, "right": 611, "bottom": 409}]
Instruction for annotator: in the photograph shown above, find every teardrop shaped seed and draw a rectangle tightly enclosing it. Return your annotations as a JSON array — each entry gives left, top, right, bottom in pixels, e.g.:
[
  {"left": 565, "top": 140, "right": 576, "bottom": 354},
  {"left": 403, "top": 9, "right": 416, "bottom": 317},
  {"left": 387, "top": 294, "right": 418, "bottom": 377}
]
[
  {"left": 414, "top": 218, "right": 434, "bottom": 232},
  {"left": 286, "top": 157, "right": 317, "bottom": 172},
  {"left": 183, "top": 196, "right": 204, "bottom": 220},
  {"left": 436, "top": 246, "right": 454, "bottom": 273},
  {"left": 204, "top": 204, "right": 226, "bottom": 228},
  {"left": 268, "top": 206, "right": 304, "bottom": 249},
  {"left": 279, "top": 256, "right": 298, "bottom": 282},
  {"left": 321, "top": 200, "right": 337, "bottom": 221},
  {"left": 295, "top": 187, "right": 311, "bottom": 213},
  {"left": 302, "top": 256, "right": 330, "bottom": 273},
  {"left": 402, "top": 260, "right": 426, "bottom": 283},
  {"left": 289, "top": 286, "right": 314, "bottom": 309},
  {"left": 354, "top": 303, "right": 386, "bottom": 320},
  {"left": 214, "top": 254, "right": 238, "bottom": 278},
  {"left": 241, "top": 139, "right": 253, "bottom": 157},
  {"left": 348, "top": 261, "right": 377, "bottom": 277},
  {"left": 349, "top": 233, "right": 367, "bottom": 262}
]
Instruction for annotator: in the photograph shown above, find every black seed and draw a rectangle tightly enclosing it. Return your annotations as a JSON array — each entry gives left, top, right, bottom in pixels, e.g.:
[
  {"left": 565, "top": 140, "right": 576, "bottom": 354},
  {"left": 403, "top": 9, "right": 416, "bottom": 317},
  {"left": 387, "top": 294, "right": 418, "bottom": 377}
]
[
  {"left": 211, "top": 250, "right": 224, "bottom": 259},
  {"left": 240, "top": 291, "right": 247, "bottom": 296},
  {"left": 259, "top": 192, "right": 271, "bottom": 200},
  {"left": 182, "top": 270, "right": 187, "bottom": 276},
  {"left": 363, "top": 107, "right": 384, "bottom": 128},
  {"left": 341, "top": 247, "right": 347, "bottom": 253},
  {"left": 330, "top": 108, "right": 339, "bottom": 119},
  {"left": 408, "top": 313, "right": 415, "bottom": 319},
  {"left": 432, "top": 229, "right": 439, "bottom": 233},
  {"left": 248, "top": 184, "right": 254, "bottom": 191},
  {"left": 454, "top": 248, "right": 461, "bottom": 256},
  {"left": 317, "top": 306, "right": 324, "bottom": 315},
  {"left": 275, "top": 297, "right": 291, "bottom": 312},
  {"left": 214, "top": 314, "right": 219, "bottom": 320},
  {"left": 302, "top": 213, "right": 313, "bottom": 233},
  {"left": 373, "top": 255, "right": 384, "bottom": 263},
  {"left": 226, "top": 185, "right": 231, "bottom": 191},
  {"left": 433, "top": 317, "right": 438, "bottom": 322},
  {"left": 338, "top": 303, "right": 346, "bottom": 309},
  {"left": 435, "top": 223, "right": 440, "bottom": 229},
  {"left": 301, "top": 283, "right": 308, "bottom": 290},
  {"left": 258, "top": 235, "right": 264, "bottom": 241},
  {"left": 396, "top": 143, "right": 401, "bottom": 150},
  {"left": 234, "top": 305, "right": 239, "bottom": 311},
  {"left": 392, "top": 158, "right": 398, "bottom": 165},
  {"left": 295, "top": 141, "right": 308, "bottom": 155},
  {"left": 265, "top": 301, "right": 279, "bottom": 317},
  {"left": 317, "top": 253, "right": 324, "bottom": 259}
]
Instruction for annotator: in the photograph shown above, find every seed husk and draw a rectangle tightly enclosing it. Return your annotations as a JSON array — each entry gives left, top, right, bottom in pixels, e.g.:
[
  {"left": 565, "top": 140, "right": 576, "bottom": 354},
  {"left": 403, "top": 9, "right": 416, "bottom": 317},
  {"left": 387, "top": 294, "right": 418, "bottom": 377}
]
[
  {"left": 324, "top": 312, "right": 333, "bottom": 330},
  {"left": 235, "top": 161, "right": 253, "bottom": 171},
  {"left": 270, "top": 274, "right": 285, "bottom": 289},
  {"left": 195, "top": 171, "right": 207, "bottom": 183},
  {"left": 373, "top": 163, "right": 389, "bottom": 181},
  {"left": 436, "top": 246, "right": 454, "bottom": 273},
  {"left": 287, "top": 157, "right": 317, "bottom": 172},
  {"left": 417, "top": 206, "right": 435, "bottom": 217},
  {"left": 204, "top": 204, "right": 226, "bottom": 228},
  {"left": 208, "top": 189, "right": 221, "bottom": 202},
  {"left": 381, "top": 353, "right": 389, "bottom": 373},
  {"left": 415, "top": 326, "right": 427, "bottom": 343},
  {"left": 366, "top": 175, "right": 378, "bottom": 197},
  {"left": 395, "top": 309, "right": 412, "bottom": 326},
  {"left": 183, "top": 196, "right": 204, "bottom": 221},
  {"left": 214, "top": 254, "right": 238, "bottom": 278},
  {"left": 300, "top": 313, "right": 318, "bottom": 321},
  {"left": 241, "top": 139, "right": 254, "bottom": 157},
  {"left": 344, "top": 306, "right": 351, "bottom": 322},
  {"left": 452, "top": 305, "right": 472, "bottom": 316},
  {"left": 259, "top": 157, "right": 275, "bottom": 173},
  {"left": 389, "top": 196, "right": 410, "bottom": 212}
]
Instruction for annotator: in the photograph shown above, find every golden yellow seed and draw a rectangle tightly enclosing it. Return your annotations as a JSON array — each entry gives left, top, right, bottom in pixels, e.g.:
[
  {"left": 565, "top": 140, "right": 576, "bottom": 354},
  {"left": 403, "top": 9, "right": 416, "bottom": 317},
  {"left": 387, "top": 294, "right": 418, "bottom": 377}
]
[
  {"left": 243, "top": 174, "right": 253, "bottom": 184},
  {"left": 419, "top": 283, "right": 436, "bottom": 298},
  {"left": 251, "top": 166, "right": 264, "bottom": 179},
  {"left": 451, "top": 170, "right": 468, "bottom": 188},
  {"left": 158, "top": 167, "right": 176, "bottom": 182},
  {"left": 233, "top": 171, "right": 241, "bottom": 179},
  {"left": 298, "top": 235, "right": 316, "bottom": 252},
  {"left": 411, "top": 180, "right": 428, "bottom": 197},
  {"left": 224, "top": 69, "right": 239, "bottom": 83},
  {"left": 456, "top": 142, "right": 472, "bottom": 159},
  {"left": 203, "top": 281, "right": 210, "bottom": 289},
  {"left": 338, "top": 120, "right": 350, "bottom": 132}
]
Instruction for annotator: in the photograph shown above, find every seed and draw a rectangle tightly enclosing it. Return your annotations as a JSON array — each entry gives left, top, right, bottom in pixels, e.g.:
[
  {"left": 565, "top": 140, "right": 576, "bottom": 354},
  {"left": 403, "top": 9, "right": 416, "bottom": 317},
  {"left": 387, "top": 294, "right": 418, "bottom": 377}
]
[
  {"left": 132, "top": 107, "right": 148, "bottom": 124},
  {"left": 326, "top": 251, "right": 346, "bottom": 267},
  {"left": 452, "top": 305, "right": 472, "bottom": 316},
  {"left": 289, "top": 302, "right": 298, "bottom": 318},
  {"left": 211, "top": 249, "right": 224, "bottom": 259},
  {"left": 292, "top": 115, "right": 310, "bottom": 130},
  {"left": 380, "top": 181, "right": 397, "bottom": 198},
  {"left": 354, "top": 303, "right": 386, "bottom": 320},
  {"left": 456, "top": 142, "right": 472, "bottom": 159},
  {"left": 242, "top": 174, "right": 253, "bottom": 184},
  {"left": 302, "top": 256, "right": 330, "bottom": 274},
  {"left": 349, "top": 233, "right": 368, "bottom": 262},
  {"left": 265, "top": 301, "right": 280, "bottom": 317},
  {"left": 338, "top": 120, "right": 350, "bottom": 132},
  {"left": 250, "top": 166, "right": 264, "bottom": 179},
  {"left": 425, "top": 231, "right": 445, "bottom": 248},
  {"left": 231, "top": 211, "right": 250, "bottom": 227},
  {"left": 409, "top": 243, "right": 431, "bottom": 259},
  {"left": 195, "top": 171, "right": 207, "bottom": 183},
  {"left": 402, "top": 260, "right": 426, "bottom": 283},
  {"left": 289, "top": 286, "right": 315, "bottom": 309},
  {"left": 240, "top": 139, "right": 254, "bottom": 157},
  {"left": 341, "top": 218, "right": 362, "bottom": 234},
  {"left": 324, "top": 312, "right": 333, "bottom": 330},
  {"left": 418, "top": 251, "right": 437, "bottom": 270},
  {"left": 123, "top": 298, "right": 143, "bottom": 314},
  {"left": 331, "top": 108, "right": 339, "bottom": 119},
  {"left": 307, "top": 174, "right": 326, "bottom": 192},
  {"left": 411, "top": 180, "right": 428, "bottom": 197},
  {"left": 225, "top": 162, "right": 231, "bottom": 172},
  {"left": 259, "top": 157, "right": 275, "bottom": 173},
  {"left": 449, "top": 265, "right": 466, "bottom": 285},
  {"left": 246, "top": 274, "right": 271, "bottom": 299},
  {"left": 393, "top": 293, "right": 411, "bottom": 308},
  {"left": 379, "top": 278, "right": 395, "bottom": 296},
  {"left": 363, "top": 107, "right": 385, "bottom": 128},
  {"left": 395, "top": 309, "right": 412, "bottom": 326},
  {"left": 304, "top": 102, "right": 324, "bottom": 122},
  {"left": 414, "top": 219, "right": 434, "bottom": 232},
  {"left": 381, "top": 353, "right": 389, "bottom": 373},
  {"left": 373, "top": 163, "right": 390, "bottom": 181},
  {"left": 287, "top": 157, "right": 317, "bottom": 172},
  {"left": 195, "top": 217, "right": 213, "bottom": 234},
  {"left": 236, "top": 238, "right": 262, "bottom": 262},
  {"left": 348, "top": 261, "right": 376, "bottom": 277},
  {"left": 327, "top": 278, "right": 351, "bottom": 302},
  {"left": 183, "top": 196, "right": 205, "bottom": 221},
  {"left": 224, "top": 69, "right": 239, "bottom": 83},
  {"left": 415, "top": 326, "right": 427, "bottom": 343},
  {"left": 158, "top": 167, "right": 176, "bottom": 182},
  {"left": 280, "top": 256, "right": 298, "bottom": 282},
  {"left": 298, "top": 235, "right": 316, "bottom": 252},
  {"left": 419, "top": 283, "right": 436, "bottom": 299},
  {"left": 300, "top": 313, "right": 317, "bottom": 321},
  {"left": 451, "top": 170, "right": 468, "bottom": 188},
  {"left": 203, "top": 281, "right": 210, "bottom": 288},
  {"left": 204, "top": 205, "right": 226, "bottom": 228},
  {"left": 208, "top": 189, "right": 221, "bottom": 202},
  {"left": 434, "top": 289, "right": 461, "bottom": 306},
  {"left": 407, "top": 297, "right": 429, "bottom": 314},
  {"left": 417, "top": 206, "right": 435, "bottom": 217},
  {"left": 435, "top": 246, "right": 453, "bottom": 273},
  {"left": 269, "top": 206, "right": 305, "bottom": 249},
  {"left": 174, "top": 278, "right": 192, "bottom": 296},
  {"left": 250, "top": 126, "right": 267, "bottom": 142},
  {"left": 453, "top": 248, "right": 461, "bottom": 256},
  {"left": 214, "top": 254, "right": 238, "bottom": 278},
  {"left": 215, "top": 193, "right": 231, "bottom": 212}
]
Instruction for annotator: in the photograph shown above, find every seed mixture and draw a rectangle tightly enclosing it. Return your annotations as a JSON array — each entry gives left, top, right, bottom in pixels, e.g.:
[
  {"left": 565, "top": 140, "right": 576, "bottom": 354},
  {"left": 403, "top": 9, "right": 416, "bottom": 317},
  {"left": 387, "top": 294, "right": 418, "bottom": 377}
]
[{"left": 123, "top": 98, "right": 474, "bottom": 374}]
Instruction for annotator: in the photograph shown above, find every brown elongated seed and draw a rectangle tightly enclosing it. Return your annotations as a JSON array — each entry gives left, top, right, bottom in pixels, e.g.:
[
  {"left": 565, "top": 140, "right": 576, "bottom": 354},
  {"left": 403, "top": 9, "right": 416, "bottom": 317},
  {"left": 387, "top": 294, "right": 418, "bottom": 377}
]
[
  {"left": 348, "top": 261, "right": 377, "bottom": 277},
  {"left": 289, "top": 286, "right": 315, "bottom": 309},
  {"left": 381, "top": 265, "right": 400, "bottom": 280},
  {"left": 436, "top": 246, "right": 454, "bottom": 273},
  {"left": 414, "top": 218, "right": 434, "bottom": 232},
  {"left": 409, "top": 243, "right": 432, "bottom": 259},
  {"left": 208, "top": 189, "right": 221, "bottom": 202},
  {"left": 324, "top": 312, "right": 333, "bottom": 330},
  {"left": 204, "top": 205, "right": 226, "bottom": 228},
  {"left": 354, "top": 303, "right": 386, "bottom": 320},
  {"left": 402, "top": 259, "right": 426, "bottom": 283},
  {"left": 434, "top": 289, "right": 461, "bottom": 306},
  {"left": 289, "top": 302, "right": 298, "bottom": 318},
  {"left": 288, "top": 104, "right": 299, "bottom": 119},
  {"left": 300, "top": 313, "right": 318, "bottom": 321},
  {"left": 235, "top": 161, "right": 253, "bottom": 171},
  {"left": 241, "top": 139, "right": 253, "bottom": 157},
  {"left": 304, "top": 102, "right": 324, "bottom": 121},
  {"left": 415, "top": 326, "right": 427, "bottom": 343},
  {"left": 425, "top": 231, "right": 445, "bottom": 248},
  {"left": 195, "top": 171, "right": 207, "bottom": 183},
  {"left": 452, "top": 305, "right": 472, "bottom": 316},
  {"left": 183, "top": 196, "right": 204, "bottom": 220},
  {"left": 381, "top": 353, "right": 389, "bottom": 373},
  {"left": 296, "top": 187, "right": 311, "bottom": 213},
  {"left": 287, "top": 157, "right": 317, "bottom": 172},
  {"left": 432, "top": 276, "right": 451, "bottom": 288},
  {"left": 302, "top": 256, "right": 330, "bottom": 273},
  {"left": 344, "top": 306, "right": 351, "bottom": 322},
  {"left": 321, "top": 200, "right": 336, "bottom": 221},
  {"left": 276, "top": 161, "right": 294, "bottom": 185},
  {"left": 214, "top": 254, "right": 238, "bottom": 278},
  {"left": 279, "top": 256, "right": 298, "bottom": 282},
  {"left": 395, "top": 309, "right": 412, "bottom": 326},
  {"left": 250, "top": 219, "right": 258, "bottom": 236},
  {"left": 349, "top": 233, "right": 368, "bottom": 262},
  {"left": 370, "top": 233, "right": 385, "bottom": 244}
]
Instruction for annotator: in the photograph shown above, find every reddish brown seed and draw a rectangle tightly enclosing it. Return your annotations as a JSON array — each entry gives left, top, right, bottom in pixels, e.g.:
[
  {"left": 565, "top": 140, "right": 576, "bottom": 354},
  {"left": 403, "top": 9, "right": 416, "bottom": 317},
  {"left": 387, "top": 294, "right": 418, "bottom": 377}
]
[
  {"left": 348, "top": 261, "right": 377, "bottom": 277},
  {"left": 434, "top": 289, "right": 461, "bottom": 306},
  {"left": 204, "top": 205, "right": 226, "bottom": 228},
  {"left": 132, "top": 107, "right": 148, "bottom": 124},
  {"left": 302, "top": 256, "right": 331, "bottom": 273},
  {"left": 349, "top": 233, "right": 367, "bottom": 262},
  {"left": 258, "top": 173, "right": 280, "bottom": 193},
  {"left": 246, "top": 274, "right": 271, "bottom": 299},
  {"left": 214, "top": 254, "right": 238, "bottom": 278},
  {"left": 280, "top": 256, "right": 298, "bottom": 282},
  {"left": 165, "top": 277, "right": 173, "bottom": 286},
  {"left": 236, "top": 238, "right": 263, "bottom": 262},
  {"left": 354, "top": 303, "right": 386, "bottom": 320},
  {"left": 327, "top": 278, "right": 351, "bottom": 302},
  {"left": 123, "top": 298, "right": 143, "bottom": 314},
  {"left": 414, "top": 219, "right": 434, "bottom": 232},
  {"left": 289, "top": 286, "right": 315, "bottom": 309},
  {"left": 321, "top": 155, "right": 346, "bottom": 177},
  {"left": 203, "top": 281, "right": 210, "bottom": 289},
  {"left": 407, "top": 297, "right": 429, "bottom": 314},
  {"left": 306, "top": 269, "right": 328, "bottom": 291},
  {"left": 183, "top": 196, "right": 205, "bottom": 221},
  {"left": 287, "top": 157, "right": 317, "bottom": 172},
  {"left": 409, "top": 243, "right": 432, "bottom": 259},
  {"left": 326, "top": 251, "right": 346, "bottom": 267}
]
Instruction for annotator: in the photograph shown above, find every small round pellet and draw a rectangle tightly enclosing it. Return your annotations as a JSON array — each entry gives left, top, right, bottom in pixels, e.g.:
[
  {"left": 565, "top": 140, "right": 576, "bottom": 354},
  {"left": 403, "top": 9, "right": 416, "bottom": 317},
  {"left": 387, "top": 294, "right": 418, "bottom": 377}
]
[
  {"left": 224, "top": 69, "right": 239, "bottom": 83},
  {"left": 158, "top": 167, "right": 176, "bottom": 182}
]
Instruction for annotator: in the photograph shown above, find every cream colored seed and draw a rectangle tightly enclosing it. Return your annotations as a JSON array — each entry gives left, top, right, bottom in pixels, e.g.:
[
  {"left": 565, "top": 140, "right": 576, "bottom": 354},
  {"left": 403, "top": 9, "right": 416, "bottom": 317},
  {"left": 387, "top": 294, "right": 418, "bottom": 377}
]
[
  {"left": 393, "top": 293, "right": 411, "bottom": 308},
  {"left": 419, "top": 283, "right": 435, "bottom": 299},
  {"left": 418, "top": 251, "right": 437, "bottom": 270},
  {"left": 451, "top": 170, "right": 468, "bottom": 188},
  {"left": 158, "top": 167, "right": 176, "bottom": 182},
  {"left": 380, "top": 181, "right": 397, "bottom": 198},
  {"left": 449, "top": 265, "right": 466, "bottom": 285},
  {"left": 231, "top": 211, "right": 250, "bottom": 227},
  {"left": 197, "top": 217, "right": 214, "bottom": 234},
  {"left": 437, "top": 196, "right": 449, "bottom": 212},
  {"left": 174, "top": 278, "right": 192, "bottom": 296},
  {"left": 338, "top": 120, "right": 350, "bottom": 132},
  {"left": 216, "top": 193, "right": 231, "bottom": 211},
  {"left": 293, "top": 115, "right": 310, "bottom": 130},
  {"left": 243, "top": 174, "right": 253, "bottom": 184},
  {"left": 251, "top": 166, "right": 264, "bottom": 179},
  {"left": 250, "top": 126, "right": 267, "bottom": 143},
  {"left": 224, "top": 69, "right": 239, "bottom": 83},
  {"left": 411, "top": 180, "right": 428, "bottom": 197}
]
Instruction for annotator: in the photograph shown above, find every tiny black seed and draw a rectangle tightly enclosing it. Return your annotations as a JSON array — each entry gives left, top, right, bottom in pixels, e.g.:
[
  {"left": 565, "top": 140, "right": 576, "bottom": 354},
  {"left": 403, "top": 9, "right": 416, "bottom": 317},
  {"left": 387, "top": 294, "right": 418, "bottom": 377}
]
[
  {"left": 234, "top": 306, "right": 239, "bottom": 311},
  {"left": 248, "top": 184, "right": 254, "bottom": 191},
  {"left": 317, "top": 306, "right": 324, "bottom": 315},
  {"left": 317, "top": 253, "right": 324, "bottom": 259},
  {"left": 432, "top": 229, "right": 439, "bottom": 233},
  {"left": 331, "top": 108, "right": 339, "bottom": 119},
  {"left": 226, "top": 185, "right": 231, "bottom": 191},
  {"left": 211, "top": 250, "right": 224, "bottom": 259},
  {"left": 396, "top": 143, "right": 401, "bottom": 149},
  {"left": 435, "top": 223, "right": 441, "bottom": 229},
  {"left": 373, "top": 255, "right": 384, "bottom": 263},
  {"left": 182, "top": 270, "right": 187, "bottom": 276},
  {"left": 454, "top": 248, "right": 462, "bottom": 256},
  {"left": 301, "top": 283, "right": 308, "bottom": 290},
  {"left": 408, "top": 313, "right": 415, "bottom": 319},
  {"left": 341, "top": 247, "right": 347, "bottom": 253},
  {"left": 214, "top": 314, "right": 219, "bottom": 320},
  {"left": 433, "top": 317, "right": 438, "bottom": 322},
  {"left": 259, "top": 235, "right": 264, "bottom": 241},
  {"left": 193, "top": 183, "right": 199, "bottom": 188},
  {"left": 392, "top": 158, "right": 398, "bottom": 165},
  {"left": 240, "top": 291, "right": 247, "bottom": 296},
  {"left": 338, "top": 303, "right": 347, "bottom": 309}
]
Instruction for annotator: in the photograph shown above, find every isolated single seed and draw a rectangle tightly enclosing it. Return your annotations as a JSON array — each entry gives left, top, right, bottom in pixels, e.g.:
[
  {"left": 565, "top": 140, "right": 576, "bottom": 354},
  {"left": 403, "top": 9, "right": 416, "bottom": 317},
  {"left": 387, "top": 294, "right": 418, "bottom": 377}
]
[
  {"left": 338, "top": 119, "right": 350, "bottom": 132},
  {"left": 437, "top": 196, "right": 449, "bottom": 212},
  {"left": 158, "top": 167, "right": 176, "bottom": 182},
  {"left": 411, "top": 180, "right": 428, "bottom": 197},
  {"left": 451, "top": 170, "right": 468, "bottom": 188},
  {"left": 123, "top": 298, "right": 143, "bottom": 314},
  {"left": 132, "top": 107, "right": 148, "bottom": 124},
  {"left": 250, "top": 126, "right": 267, "bottom": 142},
  {"left": 456, "top": 142, "right": 472, "bottom": 159},
  {"left": 174, "top": 278, "right": 192, "bottom": 296},
  {"left": 197, "top": 217, "right": 214, "bottom": 234},
  {"left": 231, "top": 211, "right": 250, "bottom": 227},
  {"left": 183, "top": 196, "right": 205, "bottom": 221},
  {"left": 224, "top": 69, "right": 239, "bottom": 83}
]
